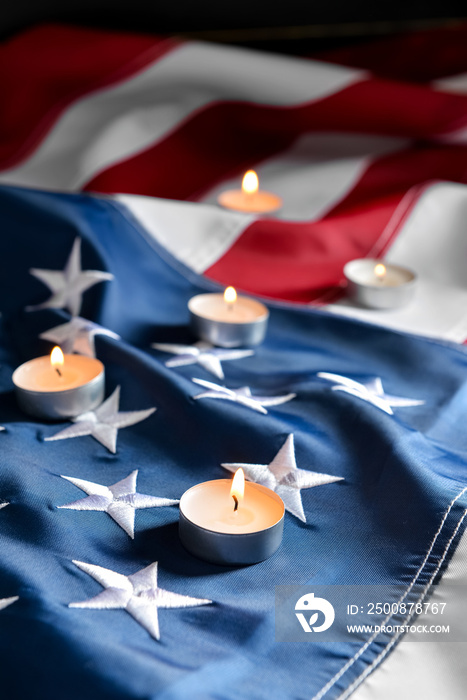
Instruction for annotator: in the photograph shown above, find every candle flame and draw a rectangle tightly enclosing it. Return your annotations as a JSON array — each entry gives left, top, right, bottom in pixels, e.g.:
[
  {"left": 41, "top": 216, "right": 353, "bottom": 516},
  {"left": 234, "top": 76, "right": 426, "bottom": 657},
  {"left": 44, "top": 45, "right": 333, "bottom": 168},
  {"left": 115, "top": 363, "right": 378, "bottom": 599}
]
[
  {"left": 224, "top": 286, "right": 237, "bottom": 305},
  {"left": 374, "top": 263, "right": 386, "bottom": 280},
  {"left": 50, "top": 346, "right": 64, "bottom": 378},
  {"left": 230, "top": 468, "right": 245, "bottom": 511},
  {"left": 242, "top": 170, "right": 259, "bottom": 195},
  {"left": 50, "top": 346, "right": 64, "bottom": 368}
]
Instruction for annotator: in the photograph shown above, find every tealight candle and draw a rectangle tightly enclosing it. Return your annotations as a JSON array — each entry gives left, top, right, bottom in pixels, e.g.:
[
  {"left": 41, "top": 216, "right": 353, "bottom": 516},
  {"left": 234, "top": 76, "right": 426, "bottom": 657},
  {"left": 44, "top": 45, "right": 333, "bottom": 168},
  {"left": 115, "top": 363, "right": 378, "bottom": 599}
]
[
  {"left": 218, "top": 170, "right": 282, "bottom": 214},
  {"left": 12, "top": 346, "right": 105, "bottom": 419},
  {"left": 179, "top": 469, "right": 284, "bottom": 565},
  {"left": 343, "top": 259, "right": 417, "bottom": 309},
  {"left": 188, "top": 286, "right": 269, "bottom": 347}
]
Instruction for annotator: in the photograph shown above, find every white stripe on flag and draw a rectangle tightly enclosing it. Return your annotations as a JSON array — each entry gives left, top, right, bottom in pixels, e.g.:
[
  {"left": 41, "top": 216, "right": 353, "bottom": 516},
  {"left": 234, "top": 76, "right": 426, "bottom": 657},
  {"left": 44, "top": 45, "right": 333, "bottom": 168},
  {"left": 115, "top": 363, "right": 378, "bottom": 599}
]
[
  {"left": 324, "top": 182, "right": 467, "bottom": 342},
  {"left": 200, "top": 133, "right": 408, "bottom": 222},
  {"left": 385, "top": 182, "right": 467, "bottom": 288},
  {"left": 435, "top": 73, "right": 467, "bottom": 95},
  {"left": 116, "top": 193, "right": 253, "bottom": 274},
  {"left": 433, "top": 77, "right": 467, "bottom": 143},
  {"left": 0, "top": 43, "right": 363, "bottom": 192}
]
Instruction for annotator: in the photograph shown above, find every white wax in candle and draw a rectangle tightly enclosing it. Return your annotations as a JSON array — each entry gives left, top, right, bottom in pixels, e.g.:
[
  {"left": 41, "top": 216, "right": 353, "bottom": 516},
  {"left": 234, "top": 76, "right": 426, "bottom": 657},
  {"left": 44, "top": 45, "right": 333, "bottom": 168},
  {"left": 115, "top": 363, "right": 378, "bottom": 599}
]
[
  {"left": 180, "top": 480, "right": 284, "bottom": 534},
  {"left": 12, "top": 355, "right": 104, "bottom": 392},
  {"left": 188, "top": 294, "right": 268, "bottom": 324},
  {"left": 345, "top": 260, "right": 415, "bottom": 288},
  {"left": 368, "top": 269, "right": 411, "bottom": 287}
]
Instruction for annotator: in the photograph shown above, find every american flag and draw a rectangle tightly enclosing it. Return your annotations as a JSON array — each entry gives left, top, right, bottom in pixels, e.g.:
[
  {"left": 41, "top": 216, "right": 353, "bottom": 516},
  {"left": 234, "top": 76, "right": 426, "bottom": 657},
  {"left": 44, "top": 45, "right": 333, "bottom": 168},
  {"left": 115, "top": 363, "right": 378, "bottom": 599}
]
[{"left": 0, "top": 23, "right": 467, "bottom": 700}]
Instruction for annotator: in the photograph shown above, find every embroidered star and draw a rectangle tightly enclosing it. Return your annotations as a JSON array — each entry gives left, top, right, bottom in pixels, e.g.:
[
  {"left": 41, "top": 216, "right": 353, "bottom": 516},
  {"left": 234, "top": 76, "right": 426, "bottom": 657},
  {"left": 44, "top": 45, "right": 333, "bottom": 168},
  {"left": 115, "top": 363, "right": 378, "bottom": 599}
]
[
  {"left": 192, "top": 379, "right": 296, "bottom": 415},
  {"left": 70, "top": 560, "right": 211, "bottom": 641},
  {"left": 152, "top": 341, "right": 254, "bottom": 380},
  {"left": 40, "top": 317, "right": 120, "bottom": 357},
  {"left": 45, "top": 386, "right": 156, "bottom": 453},
  {"left": 222, "top": 434, "right": 343, "bottom": 522},
  {"left": 317, "top": 372, "right": 424, "bottom": 415},
  {"left": 58, "top": 470, "right": 178, "bottom": 538},
  {"left": 0, "top": 597, "right": 18, "bottom": 611},
  {"left": 27, "top": 237, "right": 114, "bottom": 316}
]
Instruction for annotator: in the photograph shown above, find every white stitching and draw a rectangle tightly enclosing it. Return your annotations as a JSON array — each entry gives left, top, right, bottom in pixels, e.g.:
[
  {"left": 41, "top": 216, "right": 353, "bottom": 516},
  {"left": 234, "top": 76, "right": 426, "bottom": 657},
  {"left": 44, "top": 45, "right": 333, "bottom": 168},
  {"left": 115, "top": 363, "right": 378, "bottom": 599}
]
[
  {"left": 311, "top": 486, "right": 467, "bottom": 700},
  {"left": 338, "top": 508, "right": 467, "bottom": 700},
  {"left": 366, "top": 183, "right": 429, "bottom": 259}
]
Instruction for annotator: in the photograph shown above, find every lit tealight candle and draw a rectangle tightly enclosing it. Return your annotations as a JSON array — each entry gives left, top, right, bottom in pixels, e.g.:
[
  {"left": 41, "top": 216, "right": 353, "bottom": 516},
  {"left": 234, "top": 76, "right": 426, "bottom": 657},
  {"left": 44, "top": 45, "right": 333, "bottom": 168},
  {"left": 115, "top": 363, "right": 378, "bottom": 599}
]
[
  {"left": 179, "top": 468, "right": 284, "bottom": 565},
  {"left": 343, "top": 259, "right": 417, "bottom": 309},
  {"left": 217, "top": 170, "right": 282, "bottom": 214},
  {"left": 188, "top": 286, "right": 269, "bottom": 347},
  {"left": 12, "top": 346, "right": 105, "bottom": 419}
]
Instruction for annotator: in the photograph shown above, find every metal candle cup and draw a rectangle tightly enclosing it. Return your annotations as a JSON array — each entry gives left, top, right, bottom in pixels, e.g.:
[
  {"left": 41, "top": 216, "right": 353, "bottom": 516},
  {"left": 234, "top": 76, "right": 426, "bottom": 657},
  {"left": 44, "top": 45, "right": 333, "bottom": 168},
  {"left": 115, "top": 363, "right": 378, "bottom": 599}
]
[
  {"left": 188, "top": 293, "right": 269, "bottom": 348},
  {"left": 344, "top": 259, "right": 417, "bottom": 310},
  {"left": 12, "top": 354, "right": 105, "bottom": 420},
  {"left": 179, "top": 479, "right": 284, "bottom": 566}
]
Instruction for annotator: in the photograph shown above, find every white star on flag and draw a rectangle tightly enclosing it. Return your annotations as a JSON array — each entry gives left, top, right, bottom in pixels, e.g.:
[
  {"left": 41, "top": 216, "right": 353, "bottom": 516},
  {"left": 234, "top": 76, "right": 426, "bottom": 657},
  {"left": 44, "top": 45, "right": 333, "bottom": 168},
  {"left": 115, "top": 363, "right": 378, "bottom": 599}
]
[
  {"left": 152, "top": 341, "right": 254, "bottom": 380},
  {"left": 0, "top": 597, "right": 18, "bottom": 611},
  {"left": 317, "top": 372, "right": 424, "bottom": 415},
  {"left": 45, "top": 386, "right": 156, "bottom": 453},
  {"left": 27, "top": 237, "right": 114, "bottom": 316},
  {"left": 40, "top": 317, "right": 120, "bottom": 357},
  {"left": 222, "top": 434, "right": 343, "bottom": 522},
  {"left": 58, "top": 470, "right": 179, "bottom": 538},
  {"left": 70, "top": 560, "right": 211, "bottom": 641},
  {"left": 192, "top": 378, "right": 296, "bottom": 415}
]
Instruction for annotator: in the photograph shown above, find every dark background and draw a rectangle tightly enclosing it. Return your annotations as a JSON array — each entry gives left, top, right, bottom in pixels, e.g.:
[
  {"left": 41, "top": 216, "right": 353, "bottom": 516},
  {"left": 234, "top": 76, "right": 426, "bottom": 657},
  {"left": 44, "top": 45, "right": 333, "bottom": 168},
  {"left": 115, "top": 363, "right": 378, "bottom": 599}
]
[{"left": 0, "top": 0, "right": 466, "bottom": 52}]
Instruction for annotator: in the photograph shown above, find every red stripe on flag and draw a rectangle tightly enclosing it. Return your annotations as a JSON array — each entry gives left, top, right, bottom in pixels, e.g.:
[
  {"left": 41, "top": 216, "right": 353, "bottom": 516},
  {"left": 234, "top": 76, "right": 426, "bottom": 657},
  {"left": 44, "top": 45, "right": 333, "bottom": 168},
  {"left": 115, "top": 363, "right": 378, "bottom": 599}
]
[
  {"left": 83, "top": 80, "right": 467, "bottom": 200},
  {"left": 204, "top": 194, "right": 406, "bottom": 303},
  {"left": 316, "top": 24, "right": 467, "bottom": 83},
  {"left": 0, "top": 24, "right": 178, "bottom": 169},
  {"left": 328, "top": 144, "right": 467, "bottom": 216},
  {"left": 83, "top": 100, "right": 296, "bottom": 200}
]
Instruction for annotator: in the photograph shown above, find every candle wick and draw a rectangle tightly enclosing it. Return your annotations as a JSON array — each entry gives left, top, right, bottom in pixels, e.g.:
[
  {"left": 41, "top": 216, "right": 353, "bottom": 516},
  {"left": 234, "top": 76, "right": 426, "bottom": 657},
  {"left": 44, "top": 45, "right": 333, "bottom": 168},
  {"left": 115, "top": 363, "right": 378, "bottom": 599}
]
[
  {"left": 232, "top": 495, "right": 239, "bottom": 512},
  {"left": 55, "top": 367, "right": 62, "bottom": 378}
]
